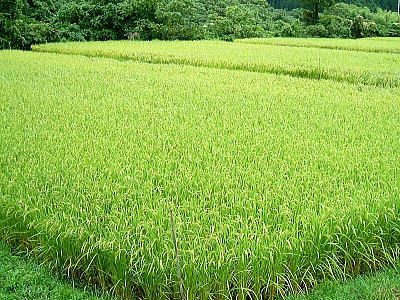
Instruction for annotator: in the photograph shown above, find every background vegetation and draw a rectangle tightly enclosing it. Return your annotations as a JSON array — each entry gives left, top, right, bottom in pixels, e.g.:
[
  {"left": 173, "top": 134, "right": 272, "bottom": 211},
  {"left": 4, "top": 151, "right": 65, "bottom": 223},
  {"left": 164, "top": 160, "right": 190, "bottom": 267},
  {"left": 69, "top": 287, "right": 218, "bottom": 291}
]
[{"left": 1, "top": 0, "right": 399, "bottom": 50}]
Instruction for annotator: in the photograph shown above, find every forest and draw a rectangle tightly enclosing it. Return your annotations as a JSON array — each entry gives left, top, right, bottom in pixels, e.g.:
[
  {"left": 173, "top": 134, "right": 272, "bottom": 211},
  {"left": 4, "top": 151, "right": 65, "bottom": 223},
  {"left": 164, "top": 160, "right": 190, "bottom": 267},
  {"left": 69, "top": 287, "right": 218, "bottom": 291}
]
[{"left": 1, "top": 0, "right": 399, "bottom": 50}]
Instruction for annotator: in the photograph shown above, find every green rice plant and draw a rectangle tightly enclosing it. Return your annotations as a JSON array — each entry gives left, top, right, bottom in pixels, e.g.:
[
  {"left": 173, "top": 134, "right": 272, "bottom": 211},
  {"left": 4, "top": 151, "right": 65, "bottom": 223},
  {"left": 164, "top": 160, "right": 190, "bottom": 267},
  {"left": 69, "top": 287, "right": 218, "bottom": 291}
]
[
  {"left": 32, "top": 40, "right": 400, "bottom": 87},
  {"left": 1, "top": 50, "right": 400, "bottom": 299},
  {"left": 235, "top": 37, "right": 400, "bottom": 54}
]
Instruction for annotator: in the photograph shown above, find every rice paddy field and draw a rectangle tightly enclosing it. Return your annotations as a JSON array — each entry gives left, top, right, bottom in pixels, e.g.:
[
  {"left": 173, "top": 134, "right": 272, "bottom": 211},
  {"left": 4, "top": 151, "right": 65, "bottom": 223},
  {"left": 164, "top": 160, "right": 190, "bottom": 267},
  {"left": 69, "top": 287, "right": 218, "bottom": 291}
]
[
  {"left": 1, "top": 38, "right": 400, "bottom": 299},
  {"left": 32, "top": 40, "right": 400, "bottom": 87},
  {"left": 236, "top": 37, "right": 400, "bottom": 54}
]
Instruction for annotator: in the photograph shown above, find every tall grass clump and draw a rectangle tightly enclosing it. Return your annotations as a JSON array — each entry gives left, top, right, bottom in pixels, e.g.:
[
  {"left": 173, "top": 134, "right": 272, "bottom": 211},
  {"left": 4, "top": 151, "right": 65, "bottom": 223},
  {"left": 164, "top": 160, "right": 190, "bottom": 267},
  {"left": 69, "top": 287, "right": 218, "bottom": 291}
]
[
  {"left": 32, "top": 40, "right": 400, "bottom": 88},
  {"left": 235, "top": 37, "right": 400, "bottom": 54},
  {"left": 1, "top": 50, "right": 400, "bottom": 299}
]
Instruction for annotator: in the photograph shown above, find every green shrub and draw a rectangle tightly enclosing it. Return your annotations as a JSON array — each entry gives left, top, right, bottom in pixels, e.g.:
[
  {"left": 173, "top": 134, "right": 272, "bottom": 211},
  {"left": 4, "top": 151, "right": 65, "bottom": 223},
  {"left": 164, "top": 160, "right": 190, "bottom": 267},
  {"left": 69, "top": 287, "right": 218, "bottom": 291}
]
[
  {"left": 306, "top": 24, "right": 329, "bottom": 37},
  {"left": 319, "top": 14, "right": 352, "bottom": 38}
]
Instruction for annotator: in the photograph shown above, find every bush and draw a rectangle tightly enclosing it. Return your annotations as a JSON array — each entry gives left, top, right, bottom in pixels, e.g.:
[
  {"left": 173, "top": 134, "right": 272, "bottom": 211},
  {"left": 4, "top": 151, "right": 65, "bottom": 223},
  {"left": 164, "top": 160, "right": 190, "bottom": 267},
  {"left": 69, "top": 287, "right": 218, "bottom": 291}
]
[
  {"left": 350, "top": 15, "right": 363, "bottom": 38},
  {"left": 388, "top": 23, "right": 400, "bottom": 37},
  {"left": 319, "top": 14, "right": 352, "bottom": 37},
  {"left": 17, "top": 19, "right": 54, "bottom": 49},
  {"left": 306, "top": 24, "right": 329, "bottom": 37},
  {"left": 272, "top": 19, "right": 305, "bottom": 36},
  {"left": 54, "top": 23, "right": 86, "bottom": 42}
]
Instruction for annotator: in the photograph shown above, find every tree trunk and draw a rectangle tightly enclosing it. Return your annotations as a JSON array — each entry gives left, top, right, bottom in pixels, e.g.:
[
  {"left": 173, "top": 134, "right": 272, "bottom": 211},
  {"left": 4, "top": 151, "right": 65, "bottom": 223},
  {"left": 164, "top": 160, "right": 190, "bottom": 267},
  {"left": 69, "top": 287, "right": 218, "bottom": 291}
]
[{"left": 314, "top": 1, "right": 319, "bottom": 22}]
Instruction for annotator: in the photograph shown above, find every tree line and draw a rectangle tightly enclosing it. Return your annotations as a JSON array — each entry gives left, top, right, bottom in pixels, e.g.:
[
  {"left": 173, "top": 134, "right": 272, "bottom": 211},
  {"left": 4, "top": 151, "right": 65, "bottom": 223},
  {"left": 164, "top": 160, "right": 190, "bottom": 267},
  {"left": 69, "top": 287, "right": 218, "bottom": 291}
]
[{"left": 1, "top": 0, "right": 399, "bottom": 50}]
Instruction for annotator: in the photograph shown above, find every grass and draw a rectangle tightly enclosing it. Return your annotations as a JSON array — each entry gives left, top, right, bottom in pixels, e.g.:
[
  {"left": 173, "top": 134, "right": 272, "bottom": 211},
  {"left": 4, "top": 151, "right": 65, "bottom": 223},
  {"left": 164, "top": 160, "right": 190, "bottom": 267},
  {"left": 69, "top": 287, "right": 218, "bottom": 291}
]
[
  {"left": 32, "top": 40, "right": 400, "bottom": 87},
  {"left": 289, "top": 268, "right": 400, "bottom": 300},
  {"left": 235, "top": 37, "right": 400, "bottom": 54},
  {"left": 0, "top": 241, "right": 115, "bottom": 300},
  {"left": 1, "top": 49, "right": 400, "bottom": 299}
]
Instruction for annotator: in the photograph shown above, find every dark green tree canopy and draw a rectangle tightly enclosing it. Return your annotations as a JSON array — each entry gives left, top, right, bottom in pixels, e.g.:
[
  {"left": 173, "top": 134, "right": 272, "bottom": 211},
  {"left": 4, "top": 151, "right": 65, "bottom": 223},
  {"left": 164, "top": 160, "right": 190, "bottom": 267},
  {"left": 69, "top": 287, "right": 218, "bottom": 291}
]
[
  {"left": 1, "top": 0, "right": 399, "bottom": 49},
  {"left": 300, "top": 0, "right": 336, "bottom": 22}
]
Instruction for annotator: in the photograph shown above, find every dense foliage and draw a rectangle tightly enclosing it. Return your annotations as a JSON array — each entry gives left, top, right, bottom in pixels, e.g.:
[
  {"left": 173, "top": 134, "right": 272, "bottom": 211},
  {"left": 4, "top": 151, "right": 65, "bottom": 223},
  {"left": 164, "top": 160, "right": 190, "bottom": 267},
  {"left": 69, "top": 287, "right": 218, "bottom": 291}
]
[{"left": 0, "top": 0, "right": 399, "bottom": 49}]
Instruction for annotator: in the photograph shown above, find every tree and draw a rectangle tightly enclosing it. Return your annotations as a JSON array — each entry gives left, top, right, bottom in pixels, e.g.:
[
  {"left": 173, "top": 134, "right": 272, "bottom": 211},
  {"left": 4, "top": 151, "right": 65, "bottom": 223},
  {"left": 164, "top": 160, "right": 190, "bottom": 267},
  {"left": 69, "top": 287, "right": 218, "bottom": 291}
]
[
  {"left": 0, "top": 0, "right": 24, "bottom": 48},
  {"left": 300, "top": 0, "right": 335, "bottom": 23},
  {"left": 0, "top": 0, "right": 24, "bottom": 20},
  {"left": 155, "top": 0, "right": 205, "bottom": 39}
]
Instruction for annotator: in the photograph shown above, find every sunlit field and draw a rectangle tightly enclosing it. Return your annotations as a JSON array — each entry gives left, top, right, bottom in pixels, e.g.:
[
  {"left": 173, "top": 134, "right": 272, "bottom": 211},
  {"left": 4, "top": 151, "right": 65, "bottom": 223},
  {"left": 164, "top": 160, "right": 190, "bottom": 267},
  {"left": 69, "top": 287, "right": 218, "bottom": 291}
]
[
  {"left": 1, "top": 38, "right": 400, "bottom": 299},
  {"left": 236, "top": 37, "right": 400, "bottom": 54},
  {"left": 33, "top": 40, "right": 400, "bottom": 87}
]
